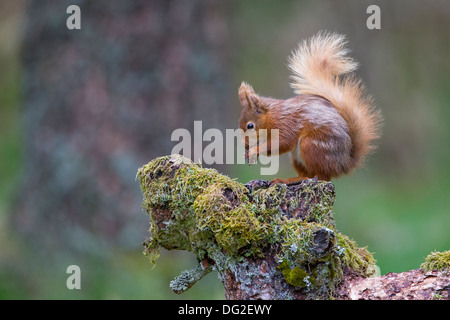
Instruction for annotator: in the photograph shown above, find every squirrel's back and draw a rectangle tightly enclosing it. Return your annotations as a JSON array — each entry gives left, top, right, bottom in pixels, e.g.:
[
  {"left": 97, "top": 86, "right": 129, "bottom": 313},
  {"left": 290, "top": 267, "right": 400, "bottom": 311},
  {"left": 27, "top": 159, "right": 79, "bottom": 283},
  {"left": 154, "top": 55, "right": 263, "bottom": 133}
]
[{"left": 288, "top": 31, "right": 382, "bottom": 171}]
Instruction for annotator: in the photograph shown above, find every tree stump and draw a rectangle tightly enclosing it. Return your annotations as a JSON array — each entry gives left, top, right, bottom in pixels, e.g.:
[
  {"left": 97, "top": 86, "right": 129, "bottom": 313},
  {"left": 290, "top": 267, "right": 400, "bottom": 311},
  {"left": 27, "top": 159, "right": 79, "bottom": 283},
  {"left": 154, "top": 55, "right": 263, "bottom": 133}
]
[{"left": 137, "top": 154, "right": 450, "bottom": 300}]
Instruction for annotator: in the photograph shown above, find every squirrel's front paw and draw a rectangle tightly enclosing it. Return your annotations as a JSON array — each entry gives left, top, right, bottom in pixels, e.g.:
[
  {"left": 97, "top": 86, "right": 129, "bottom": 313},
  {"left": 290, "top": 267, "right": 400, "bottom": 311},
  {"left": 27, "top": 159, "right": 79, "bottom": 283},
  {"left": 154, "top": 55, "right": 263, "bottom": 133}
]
[{"left": 246, "top": 147, "right": 258, "bottom": 164}]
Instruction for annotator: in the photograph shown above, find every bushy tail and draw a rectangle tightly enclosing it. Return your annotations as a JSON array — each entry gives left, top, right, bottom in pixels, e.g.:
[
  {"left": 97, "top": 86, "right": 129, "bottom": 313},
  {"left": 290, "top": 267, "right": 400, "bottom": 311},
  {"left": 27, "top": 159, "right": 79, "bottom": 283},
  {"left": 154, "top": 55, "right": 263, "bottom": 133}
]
[{"left": 288, "top": 31, "right": 382, "bottom": 170}]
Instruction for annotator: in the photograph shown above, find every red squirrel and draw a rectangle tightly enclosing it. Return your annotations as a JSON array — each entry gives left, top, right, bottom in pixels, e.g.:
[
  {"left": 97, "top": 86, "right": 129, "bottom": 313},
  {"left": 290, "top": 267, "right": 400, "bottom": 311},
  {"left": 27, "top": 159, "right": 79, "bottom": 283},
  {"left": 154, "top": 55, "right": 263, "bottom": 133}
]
[{"left": 238, "top": 31, "right": 382, "bottom": 184}]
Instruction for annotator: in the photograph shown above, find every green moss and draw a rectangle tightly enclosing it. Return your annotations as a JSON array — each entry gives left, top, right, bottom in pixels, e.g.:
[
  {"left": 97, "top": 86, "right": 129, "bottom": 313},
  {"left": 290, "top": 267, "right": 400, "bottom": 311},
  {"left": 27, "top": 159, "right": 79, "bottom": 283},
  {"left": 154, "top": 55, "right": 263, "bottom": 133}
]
[
  {"left": 296, "top": 180, "right": 336, "bottom": 229},
  {"left": 137, "top": 155, "right": 378, "bottom": 298},
  {"left": 277, "top": 219, "right": 317, "bottom": 264},
  {"left": 421, "top": 250, "right": 450, "bottom": 272},
  {"left": 279, "top": 260, "right": 310, "bottom": 288},
  {"left": 138, "top": 155, "right": 241, "bottom": 258},
  {"left": 336, "top": 233, "right": 378, "bottom": 277},
  {"left": 251, "top": 183, "right": 287, "bottom": 217}
]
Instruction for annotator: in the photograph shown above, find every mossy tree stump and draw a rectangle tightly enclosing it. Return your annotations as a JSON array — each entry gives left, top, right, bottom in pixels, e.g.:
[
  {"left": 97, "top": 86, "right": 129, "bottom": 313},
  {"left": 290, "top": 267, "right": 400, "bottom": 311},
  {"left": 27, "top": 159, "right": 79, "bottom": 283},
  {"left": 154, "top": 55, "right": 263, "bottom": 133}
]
[{"left": 137, "top": 155, "right": 450, "bottom": 300}]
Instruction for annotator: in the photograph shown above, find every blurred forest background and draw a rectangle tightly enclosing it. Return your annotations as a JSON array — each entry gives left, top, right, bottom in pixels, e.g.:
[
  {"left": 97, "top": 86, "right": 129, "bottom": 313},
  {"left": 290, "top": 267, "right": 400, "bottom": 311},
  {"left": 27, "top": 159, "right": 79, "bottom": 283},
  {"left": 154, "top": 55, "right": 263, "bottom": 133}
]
[{"left": 0, "top": 0, "right": 449, "bottom": 299}]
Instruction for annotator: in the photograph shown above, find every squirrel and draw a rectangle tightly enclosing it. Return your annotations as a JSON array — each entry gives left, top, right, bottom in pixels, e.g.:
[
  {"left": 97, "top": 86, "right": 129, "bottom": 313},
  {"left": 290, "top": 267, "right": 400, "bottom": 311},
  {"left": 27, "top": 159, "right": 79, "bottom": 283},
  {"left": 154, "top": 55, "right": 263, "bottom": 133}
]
[{"left": 238, "top": 31, "right": 382, "bottom": 185}]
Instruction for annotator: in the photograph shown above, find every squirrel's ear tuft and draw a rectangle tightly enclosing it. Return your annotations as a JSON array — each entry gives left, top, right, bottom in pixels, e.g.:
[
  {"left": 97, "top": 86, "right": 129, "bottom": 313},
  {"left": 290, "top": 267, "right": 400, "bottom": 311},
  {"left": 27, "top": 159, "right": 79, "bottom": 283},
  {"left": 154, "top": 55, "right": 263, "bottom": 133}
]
[{"left": 238, "top": 82, "right": 267, "bottom": 113}]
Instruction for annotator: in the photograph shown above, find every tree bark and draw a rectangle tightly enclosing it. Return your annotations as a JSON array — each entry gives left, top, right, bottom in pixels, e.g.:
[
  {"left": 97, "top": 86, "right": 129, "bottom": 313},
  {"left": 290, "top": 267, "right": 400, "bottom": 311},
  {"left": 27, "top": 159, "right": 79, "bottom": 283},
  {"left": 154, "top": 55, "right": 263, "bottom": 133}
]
[
  {"left": 136, "top": 154, "right": 449, "bottom": 300},
  {"left": 339, "top": 269, "right": 449, "bottom": 300},
  {"left": 15, "top": 0, "right": 231, "bottom": 253}
]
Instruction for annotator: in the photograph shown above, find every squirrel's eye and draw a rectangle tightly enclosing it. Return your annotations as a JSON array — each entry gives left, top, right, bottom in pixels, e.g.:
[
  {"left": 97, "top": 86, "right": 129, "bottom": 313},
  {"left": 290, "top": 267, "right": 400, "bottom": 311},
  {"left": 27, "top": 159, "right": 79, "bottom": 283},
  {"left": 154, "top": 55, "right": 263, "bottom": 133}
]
[{"left": 247, "top": 123, "right": 254, "bottom": 130}]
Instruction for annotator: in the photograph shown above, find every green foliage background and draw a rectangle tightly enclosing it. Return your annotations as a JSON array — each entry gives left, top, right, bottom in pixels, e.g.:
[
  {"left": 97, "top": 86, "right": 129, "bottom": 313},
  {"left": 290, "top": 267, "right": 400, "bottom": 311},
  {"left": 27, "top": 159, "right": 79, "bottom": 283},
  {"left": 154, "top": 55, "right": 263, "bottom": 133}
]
[{"left": 0, "top": 0, "right": 449, "bottom": 299}]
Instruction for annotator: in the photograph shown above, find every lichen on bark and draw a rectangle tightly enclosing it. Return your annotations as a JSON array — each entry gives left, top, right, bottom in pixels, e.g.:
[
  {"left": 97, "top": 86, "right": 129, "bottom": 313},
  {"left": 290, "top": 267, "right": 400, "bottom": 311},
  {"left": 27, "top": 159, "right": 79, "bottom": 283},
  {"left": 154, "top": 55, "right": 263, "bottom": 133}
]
[{"left": 137, "top": 154, "right": 378, "bottom": 299}]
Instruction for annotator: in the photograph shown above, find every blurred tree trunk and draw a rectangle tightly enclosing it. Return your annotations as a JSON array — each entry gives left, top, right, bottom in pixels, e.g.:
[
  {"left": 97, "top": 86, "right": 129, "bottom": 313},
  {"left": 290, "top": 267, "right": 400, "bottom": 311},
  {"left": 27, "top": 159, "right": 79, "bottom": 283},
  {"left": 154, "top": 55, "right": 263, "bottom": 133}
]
[{"left": 14, "top": 0, "right": 232, "bottom": 253}]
